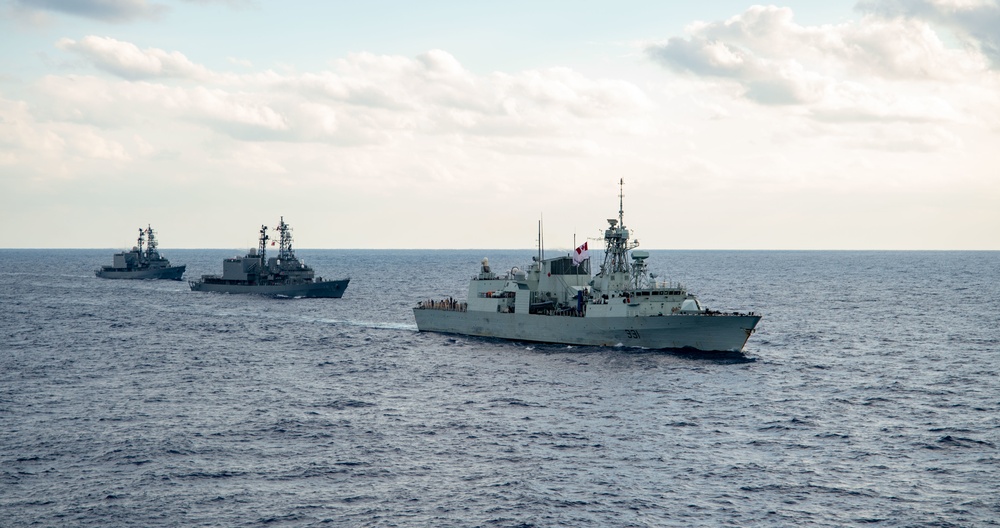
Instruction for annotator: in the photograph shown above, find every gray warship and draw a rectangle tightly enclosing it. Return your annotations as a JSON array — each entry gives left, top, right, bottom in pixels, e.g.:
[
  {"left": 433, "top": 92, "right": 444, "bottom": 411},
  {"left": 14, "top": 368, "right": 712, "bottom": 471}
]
[
  {"left": 414, "top": 181, "right": 762, "bottom": 352},
  {"left": 95, "top": 225, "right": 186, "bottom": 280},
  {"left": 189, "top": 217, "right": 349, "bottom": 298}
]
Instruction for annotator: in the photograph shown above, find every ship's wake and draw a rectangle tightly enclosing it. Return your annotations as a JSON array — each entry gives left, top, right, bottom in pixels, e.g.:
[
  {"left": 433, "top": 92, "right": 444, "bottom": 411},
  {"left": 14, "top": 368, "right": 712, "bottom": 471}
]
[{"left": 311, "top": 317, "right": 418, "bottom": 332}]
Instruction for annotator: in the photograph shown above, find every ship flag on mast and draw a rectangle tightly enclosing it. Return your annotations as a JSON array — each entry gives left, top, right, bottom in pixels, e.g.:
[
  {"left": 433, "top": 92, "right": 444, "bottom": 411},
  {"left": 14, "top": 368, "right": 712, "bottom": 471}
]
[{"left": 573, "top": 241, "right": 589, "bottom": 265}]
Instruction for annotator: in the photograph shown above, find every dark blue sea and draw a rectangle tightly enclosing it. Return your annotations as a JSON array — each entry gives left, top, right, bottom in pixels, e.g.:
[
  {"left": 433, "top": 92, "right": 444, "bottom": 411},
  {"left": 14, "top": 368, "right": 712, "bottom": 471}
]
[{"left": 2, "top": 249, "right": 998, "bottom": 527}]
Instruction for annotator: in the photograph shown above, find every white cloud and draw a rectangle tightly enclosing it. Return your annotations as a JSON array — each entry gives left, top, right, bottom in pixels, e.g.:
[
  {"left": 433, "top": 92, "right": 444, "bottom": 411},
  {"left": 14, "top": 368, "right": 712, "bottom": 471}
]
[
  {"left": 41, "top": 41, "right": 652, "bottom": 149},
  {"left": 56, "top": 36, "right": 214, "bottom": 80},
  {"left": 0, "top": 93, "right": 136, "bottom": 183},
  {"left": 644, "top": 4, "right": 995, "bottom": 117},
  {"left": 1, "top": 40, "right": 661, "bottom": 243},
  {"left": 856, "top": 0, "right": 1000, "bottom": 67}
]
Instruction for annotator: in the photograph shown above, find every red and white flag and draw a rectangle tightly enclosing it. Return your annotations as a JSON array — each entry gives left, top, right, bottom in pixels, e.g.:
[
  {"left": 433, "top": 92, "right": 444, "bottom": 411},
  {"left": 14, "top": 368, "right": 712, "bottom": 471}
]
[{"left": 573, "top": 241, "right": 589, "bottom": 265}]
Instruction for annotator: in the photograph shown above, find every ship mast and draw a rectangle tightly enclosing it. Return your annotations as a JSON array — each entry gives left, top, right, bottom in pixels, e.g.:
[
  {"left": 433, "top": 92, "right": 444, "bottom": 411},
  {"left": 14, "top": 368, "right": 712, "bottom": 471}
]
[
  {"left": 618, "top": 176, "right": 625, "bottom": 231},
  {"left": 601, "top": 178, "right": 634, "bottom": 276},
  {"left": 537, "top": 217, "right": 544, "bottom": 263},
  {"left": 136, "top": 227, "right": 145, "bottom": 256},
  {"left": 144, "top": 225, "right": 157, "bottom": 258},
  {"left": 276, "top": 216, "right": 294, "bottom": 260},
  {"left": 257, "top": 224, "right": 269, "bottom": 263}
]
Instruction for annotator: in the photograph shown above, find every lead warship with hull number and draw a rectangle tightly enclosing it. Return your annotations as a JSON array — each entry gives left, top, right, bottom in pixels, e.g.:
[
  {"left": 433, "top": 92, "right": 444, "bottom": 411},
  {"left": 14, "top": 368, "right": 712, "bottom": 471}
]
[
  {"left": 189, "top": 217, "right": 349, "bottom": 298},
  {"left": 414, "top": 182, "right": 762, "bottom": 352},
  {"left": 95, "top": 226, "right": 186, "bottom": 280}
]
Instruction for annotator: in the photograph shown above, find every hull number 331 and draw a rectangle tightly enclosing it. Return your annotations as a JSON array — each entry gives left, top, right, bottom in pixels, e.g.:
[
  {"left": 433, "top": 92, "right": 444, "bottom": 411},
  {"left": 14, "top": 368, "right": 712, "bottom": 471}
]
[{"left": 625, "top": 330, "right": 641, "bottom": 339}]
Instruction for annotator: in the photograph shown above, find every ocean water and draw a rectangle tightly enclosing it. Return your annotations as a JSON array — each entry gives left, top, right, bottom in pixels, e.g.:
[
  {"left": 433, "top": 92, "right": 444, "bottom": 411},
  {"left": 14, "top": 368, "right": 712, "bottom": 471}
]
[{"left": 1, "top": 249, "right": 998, "bottom": 527}]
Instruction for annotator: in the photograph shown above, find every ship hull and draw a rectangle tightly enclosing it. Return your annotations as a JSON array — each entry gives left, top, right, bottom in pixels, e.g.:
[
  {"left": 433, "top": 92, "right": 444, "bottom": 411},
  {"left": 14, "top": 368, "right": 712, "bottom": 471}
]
[
  {"left": 413, "top": 309, "right": 760, "bottom": 352},
  {"left": 95, "top": 265, "right": 186, "bottom": 280},
  {"left": 189, "top": 278, "right": 350, "bottom": 298}
]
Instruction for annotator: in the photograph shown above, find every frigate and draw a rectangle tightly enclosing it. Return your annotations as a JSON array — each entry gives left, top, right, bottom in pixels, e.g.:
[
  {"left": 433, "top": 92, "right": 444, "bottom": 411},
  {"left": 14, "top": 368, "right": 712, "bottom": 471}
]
[
  {"left": 189, "top": 217, "right": 349, "bottom": 298},
  {"left": 414, "top": 181, "right": 762, "bottom": 352},
  {"left": 95, "top": 225, "right": 186, "bottom": 280}
]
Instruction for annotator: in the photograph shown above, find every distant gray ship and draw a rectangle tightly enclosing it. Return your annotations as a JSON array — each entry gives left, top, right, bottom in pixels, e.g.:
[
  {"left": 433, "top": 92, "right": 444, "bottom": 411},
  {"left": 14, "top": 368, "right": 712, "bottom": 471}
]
[
  {"left": 189, "top": 217, "right": 349, "bottom": 298},
  {"left": 414, "top": 181, "right": 762, "bottom": 352},
  {"left": 96, "top": 226, "right": 186, "bottom": 280}
]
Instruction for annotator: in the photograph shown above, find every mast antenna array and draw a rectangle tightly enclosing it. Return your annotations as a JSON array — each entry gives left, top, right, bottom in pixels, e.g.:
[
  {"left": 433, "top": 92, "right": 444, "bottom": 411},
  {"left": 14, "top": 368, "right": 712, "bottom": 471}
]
[{"left": 276, "top": 216, "right": 294, "bottom": 260}]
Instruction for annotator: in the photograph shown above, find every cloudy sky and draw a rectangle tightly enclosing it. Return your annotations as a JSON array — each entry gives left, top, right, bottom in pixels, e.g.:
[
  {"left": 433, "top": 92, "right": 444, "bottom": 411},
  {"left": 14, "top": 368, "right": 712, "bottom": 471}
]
[{"left": 2, "top": 0, "right": 998, "bottom": 249}]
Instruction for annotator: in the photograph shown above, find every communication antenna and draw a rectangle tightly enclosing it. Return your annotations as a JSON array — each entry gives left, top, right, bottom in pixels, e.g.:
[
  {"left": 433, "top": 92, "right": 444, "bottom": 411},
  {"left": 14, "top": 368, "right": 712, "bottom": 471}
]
[
  {"left": 537, "top": 215, "right": 545, "bottom": 262},
  {"left": 618, "top": 177, "right": 625, "bottom": 228}
]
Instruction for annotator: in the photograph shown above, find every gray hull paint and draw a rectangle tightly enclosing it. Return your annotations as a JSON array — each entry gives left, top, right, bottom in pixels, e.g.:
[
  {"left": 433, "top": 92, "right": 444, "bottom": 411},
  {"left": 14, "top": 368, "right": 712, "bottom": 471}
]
[
  {"left": 189, "top": 278, "right": 349, "bottom": 298},
  {"left": 95, "top": 265, "right": 186, "bottom": 280},
  {"left": 413, "top": 309, "right": 760, "bottom": 352}
]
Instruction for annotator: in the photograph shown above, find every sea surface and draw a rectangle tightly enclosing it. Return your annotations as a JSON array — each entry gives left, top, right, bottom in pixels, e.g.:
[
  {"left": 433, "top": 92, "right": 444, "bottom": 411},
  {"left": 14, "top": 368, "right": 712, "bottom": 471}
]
[{"left": 1, "top": 249, "right": 998, "bottom": 527}]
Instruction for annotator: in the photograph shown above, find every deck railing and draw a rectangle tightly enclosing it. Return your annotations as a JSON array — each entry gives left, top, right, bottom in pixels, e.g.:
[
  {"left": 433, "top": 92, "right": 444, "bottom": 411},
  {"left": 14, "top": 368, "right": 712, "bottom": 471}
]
[{"left": 417, "top": 299, "right": 467, "bottom": 312}]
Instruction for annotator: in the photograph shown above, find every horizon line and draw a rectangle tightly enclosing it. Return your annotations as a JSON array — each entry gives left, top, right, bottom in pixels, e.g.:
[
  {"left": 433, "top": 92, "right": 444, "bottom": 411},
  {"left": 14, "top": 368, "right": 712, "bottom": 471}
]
[{"left": 3, "top": 247, "right": 999, "bottom": 252}]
